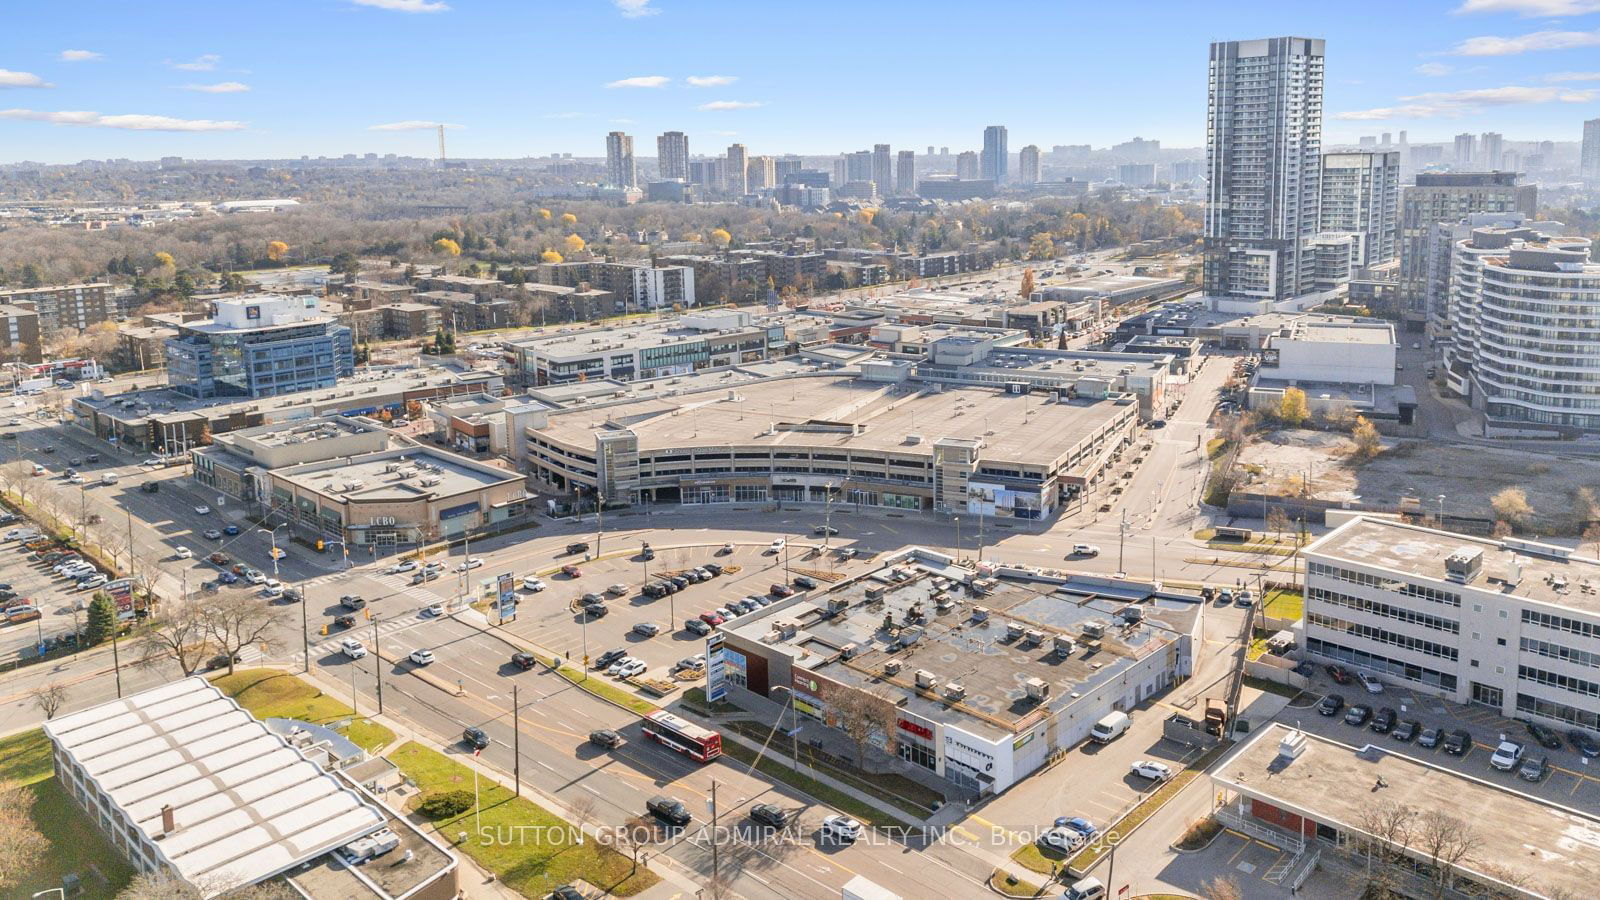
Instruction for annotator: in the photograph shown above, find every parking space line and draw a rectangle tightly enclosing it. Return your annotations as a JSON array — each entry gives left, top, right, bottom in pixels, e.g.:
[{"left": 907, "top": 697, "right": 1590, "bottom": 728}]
[
  {"left": 1261, "top": 848, "right": 1286, "bottom": 881},
  {"left": 1227, "top": 838, "right": 1251, "bottom": 866}
]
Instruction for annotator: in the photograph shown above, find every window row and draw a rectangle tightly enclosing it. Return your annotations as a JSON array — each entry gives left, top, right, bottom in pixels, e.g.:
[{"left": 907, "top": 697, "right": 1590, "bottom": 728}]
[
  {"left": 1309, "top": 587, "right": 1459, "bottom": 634},
  {"left": 1308, "top": 613, "right": 1459, "bottom": 660}
]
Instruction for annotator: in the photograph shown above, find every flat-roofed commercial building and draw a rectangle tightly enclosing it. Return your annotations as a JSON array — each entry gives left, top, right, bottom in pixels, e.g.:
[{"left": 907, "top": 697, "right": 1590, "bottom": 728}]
[
  {"left": 1304, "top": 517, "right": 1600, "bottom": 736},
  {"left": 713, "top": 548, "right": 1197, "bottom": 795},
  {"left": 1256, "top": 319, "right": 1396, "bottom": 385},
  {"left": 263, "top": 445, "right": 531, "bottom": 547},
  {"left": 191, "top": 414, "right": 395, "bottom": 508},
  {"left": 525, "top": 371, "right": 1138, "bottom": 519},
  {"left": 43, "top": 676, "right": 458, "bottom": 899},
  {"left": 508, "top": 309, "right": 783, "bottom": 386},
  {"left": 166, "top": 294, "right": 354, "bottom": 400},
  {"left": 1212, "top": 723, "right": 1595, "bottom": 899}
]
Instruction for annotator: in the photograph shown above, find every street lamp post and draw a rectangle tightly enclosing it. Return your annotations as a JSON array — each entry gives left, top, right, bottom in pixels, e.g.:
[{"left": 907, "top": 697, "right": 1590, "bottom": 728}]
[
  {"left": 1117, "top": 509, "right": 1129, "bottom": 576},
  {"left": 954, "top": 516, "right": 961, "bottom": 562},
  {"left": 1437, "top": 494, "right": 1446, "bottom": 529},
  {"left": 371, "top": 613, "right": 383, "bottom": 714},
  {"left": 822, "top": 482, "right": 835, "bottom": 554}
]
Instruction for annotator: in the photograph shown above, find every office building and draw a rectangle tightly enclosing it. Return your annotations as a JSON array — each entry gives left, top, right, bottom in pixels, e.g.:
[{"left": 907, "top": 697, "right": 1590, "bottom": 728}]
[
  {"left": 1171, "top": 159, "right": 1202, "bottom": 183},
  {"left": 981, "top": 125, "right": 1008, "bottom": 184},
  {"left": 1444, "top": 224, "right": 1600, "bottom": 433},
  {"left": 0, "top": 281, "right": 112, "bottom": 334},
  {"left": 43, "top": 677, "right": 459, "bottom": 899},
  {"left": 896, "top": 149, "right": 916, "bottom": 196},
  {"left": 1582, "top": 118, "right": 1600, "bottom": 180},
  {"left": 1017, "top": 145, "right": 1041, "bottom": 185},
  {"left": 872, "top": 144, "right": 893, "bottom": 196},
  {"left": 916, "top": 177, "right": 993, "bottom": 201},
  {"left": 0, "top": 304, "right": 42, "bottom": 363},
  {"left": 725, "top": 142, "right": 748, "bottom": 194},
  {"left": 1117, "top": 163, "right": 1156, "bottom": 188},
  {"left": 605, "top": 131, "right": 636, "bottom": 189},
  {"left": 1454, "top": 132, "right": 1475, "bottom": 165},
  {"left": 509, "top": 309, "right": 778, "bottom": 386},
  {"left": 1304, "top": 516, "right": 1600, "bottom": 740},
  {"left": 1203, "top": 37, "right": 1325, "bottom": 306},
  {"left": 956, "top": 150, "right": 980, "bottom": 180},
  {"left": 1480, "top": 131, "right": 1503, "bottom": 170},
  {"left": 656, "top": 130, "right": 689, "bottom": 181},
  {"left": 166, "top": 294, "right": 354, "bottom": 400},
  {"left": 1398, "top": 172, "right": 1532, "bottom": 329},
  {"left": 1319, "top": 151, "right": 1400, "bottom": 267}
]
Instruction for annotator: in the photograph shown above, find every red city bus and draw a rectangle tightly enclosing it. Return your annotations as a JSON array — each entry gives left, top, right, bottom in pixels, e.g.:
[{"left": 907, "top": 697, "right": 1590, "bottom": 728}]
[{"left": 641, "top": 710, "right": 722, "bottom": 762}]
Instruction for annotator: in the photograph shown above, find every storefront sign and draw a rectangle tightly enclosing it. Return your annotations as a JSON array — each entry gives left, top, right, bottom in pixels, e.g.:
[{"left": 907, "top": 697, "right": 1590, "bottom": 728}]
[
  {"left": 898, "top": 718, "right": 933, "bottom": 740},
  {"left": 706, "top": 633, "right": 728, "bottom": 702}
]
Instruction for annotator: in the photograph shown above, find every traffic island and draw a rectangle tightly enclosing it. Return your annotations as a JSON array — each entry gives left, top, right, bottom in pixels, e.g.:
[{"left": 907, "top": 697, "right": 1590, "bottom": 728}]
[{"left": 209, "top": 667, "right": 395, "bottom": 752}]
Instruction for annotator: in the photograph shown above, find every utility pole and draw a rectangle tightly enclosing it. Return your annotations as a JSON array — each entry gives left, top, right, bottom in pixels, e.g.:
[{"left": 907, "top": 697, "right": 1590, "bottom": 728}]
[
  {"left": 954, "top": 515, "right": 961, "bottom": 562},
  {"left": 977, "top": 508, "right": 985, "bottom": 562},
  {"left": 512, "top": 684, "right": 521, "bottom": 797},
  {"left": 1117, "top": 508, "right": 1129, "bottom": 576},
  {"left": 709, "top": 780, "right": 720, "bottom": 886},
  {"left": 822, "top": 483, "right": 835, "bottom": 554},
  {"left": 372, "top": 614, "right": 383, "bottom": 714}
]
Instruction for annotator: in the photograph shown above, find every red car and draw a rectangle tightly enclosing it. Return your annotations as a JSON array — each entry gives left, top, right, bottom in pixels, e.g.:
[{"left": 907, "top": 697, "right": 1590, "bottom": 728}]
[
  {"left": 699, "top": 611, "right": 725, "bottom": 626},
  {"left": 1325, "top": 664, "right": 1351, "bottom": 685},
  {"left": 561, "top": 564, "right": 582, "bottom": 578}
]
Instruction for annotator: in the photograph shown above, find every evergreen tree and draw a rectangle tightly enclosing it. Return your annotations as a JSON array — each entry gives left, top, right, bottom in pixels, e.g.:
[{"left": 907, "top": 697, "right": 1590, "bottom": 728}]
[{"left": 85, "top": 593, "right": 117, "bottom": 646}]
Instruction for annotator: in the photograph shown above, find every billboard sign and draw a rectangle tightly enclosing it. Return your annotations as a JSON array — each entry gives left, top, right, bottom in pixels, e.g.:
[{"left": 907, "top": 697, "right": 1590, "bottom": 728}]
[{"left": 705, "top": 632, "right": 728, "bottom": 702}]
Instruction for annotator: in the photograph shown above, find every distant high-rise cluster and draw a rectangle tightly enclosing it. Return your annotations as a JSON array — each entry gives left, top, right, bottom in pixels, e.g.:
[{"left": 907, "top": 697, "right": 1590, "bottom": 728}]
[
  {"left": 605, "top": 131, "right": 636, "bottom": 189},
  {"left": 981, "top": 125, "right": 1008, "bottom": 184},
  {"left": 656, "top": 131, "right": 688, "bottom": 181},
  {"left": 1017, "top": 145, "right": 1041, "bottom": 185}
]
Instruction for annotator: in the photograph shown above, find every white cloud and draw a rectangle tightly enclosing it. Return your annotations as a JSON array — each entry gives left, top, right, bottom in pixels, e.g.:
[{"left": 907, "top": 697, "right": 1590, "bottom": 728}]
[
  {"left": 541, "top": 111, "right": 590, "bottom": 119},
  {"left": 183, "top": 82, "right": 251, "bottom": 93},
  {"left": 58, "top": 50, "right": 101, "bottom": 62},
  {"left": 686, "top": 75, "right": 737, "bottom": 87},
  {"left": 351, "top": 0, "right": 450, "bottom": 11},
  {"left": 698, "top": 100, "right": 761, "bottom": 111},
  {"left": 1450, "top": 28, "right": 1600, "bottom": 55},
  {"left": 0, "top": 70, "right": 52, "bottom": 88},
  {"left": 614, "top": 0, "right": 659, "bottom": 18},
  {"left": 1415, "top": 62, "right": 1455, "bottom": 76},
  {"left": 1546, "top": 70, "right": 1600, "bottom": 79},
  {"left": 610, "top": 118, "right": 634, "bottom": 124},
  {"left": 606, "top": 75, "right": 669, "bottom": 88},
  {"left": 368, "top": 120, "right": 463, "bottom": 130},
  {"left": 0, "top": 108, "right": 246, "bottom": 131},
  {"left": 1333, "top": 84, "right": 1597, "bottom": 119},
  {"left": 1455, "top": 0, "right": 1600, "bottom": 15},
  {"left": 171, "top": 54, "right": 221, "bottom": 71}
]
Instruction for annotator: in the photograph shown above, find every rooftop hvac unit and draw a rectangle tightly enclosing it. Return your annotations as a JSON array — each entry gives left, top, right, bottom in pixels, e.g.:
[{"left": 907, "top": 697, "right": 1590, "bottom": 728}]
[
  {"left": 839, "top": 642, "right": 860, "bottom": 659},
  {"left": 904, "top": 433, "right": 923, "bottom": 445},
  {"left": 944, "top": 682, "right": 967, "bottom": 700},
  {"left": 1121, "top": 605, "right": 1145, "bottom": 624},
  {"left": 1005, "top": 621, "right": 1024, "bottom": 640},
  {"left": 1053, "top": 635, "right": 1076, "bottom": 658},
  {"left": 1024, "top": 677, "right": 1050, "bottom": 700},
  {"left": 884, "top": 659, "right": 903, "bottom": 676},
  {"left": 898, "top": 625, "right": 924, "bottom": 647},
  {"left": 1081, "top": 621, "right": 1106, "bottom": 640},
  {"left": 342, "top": 828, "right": 400, "bottom": 862},
  {"left": 913, "top": 669, "right": 938, "bottom": 690},
  {"left": 1023, "top": 629, "right": 1045, "bottom": 646},
  {"left": 1445, "top": 546, "right": 1484, "bottom": 583},
  {"left": 971, "top": 606, "right": 990, "bottom": 623}
]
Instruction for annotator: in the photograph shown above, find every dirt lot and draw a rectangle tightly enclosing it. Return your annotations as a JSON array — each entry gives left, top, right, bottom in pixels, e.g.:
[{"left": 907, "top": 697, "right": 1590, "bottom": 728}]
[{"left": 1235, "top": 428, "right": 1600, "bottom": 533}]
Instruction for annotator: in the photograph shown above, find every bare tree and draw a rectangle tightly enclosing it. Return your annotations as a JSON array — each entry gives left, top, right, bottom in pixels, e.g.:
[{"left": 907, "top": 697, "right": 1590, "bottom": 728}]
[
  {"left": 30, "top": 681, "right": 68, "bottom": 720},
  {"left": 1202, "top": 875, "right": 1243, "bottom": 900},
  {"left": 137, "top": 595, "right": 213, "bottom": 676},
  {"left": 0, "top": 779, "right": 46, "bottom": 891},
  {"left": 202, "top": 592, "right": 289, "bottom": 675},
  {"left": 1352, "top": 798, "right": 1417, "bottom": 890},
  {"left": 1416, "top": 809, "right": 1479, "bottom": 900},
  {"left": 567, "top": 793, "right": 599, "bottom": 838},
  {"left": 613, "top": 816, "right": 655, "bottom": 873},
  {"left": 1490, "top": 487, "right": 1533, "bottom": 528},
  {"left": 827, "top": 687, "right": 898, "bottom": 768},
  {"left": 1266, "top": 507, "right": 1291, "bottom": 539},
  {"left": 118, "top": 870, "right": 299, "bottom": 899}
]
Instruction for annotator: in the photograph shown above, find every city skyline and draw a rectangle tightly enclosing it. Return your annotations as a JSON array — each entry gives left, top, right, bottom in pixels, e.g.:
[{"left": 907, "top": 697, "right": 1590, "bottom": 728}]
[{"left": 0, "top": 0, "right": 1598, "bottom": 163}]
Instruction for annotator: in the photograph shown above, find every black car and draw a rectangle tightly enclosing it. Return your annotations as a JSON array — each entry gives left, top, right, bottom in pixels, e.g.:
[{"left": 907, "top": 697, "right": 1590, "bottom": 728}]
[
  {"left": 549, "top": 886, "right": 584, "bottom": 900},
  {"left": 669, "top": 576, "right": 689, "bottom": 590},
  {"left": 565, "top": 541, "right": 591, "bottom": 555},
  {"left": 463, "top": 727, "right": 490, "bottom": 750},
  {"left": 1569, "top": 729, "right": 1600, "bottom": 758},
  {"left": 140, "top": 481, "right": 160, "bottom": 493},
  {"left": 511, "top": 652, "right": 537, "bottom": 670},
  {"left": 813, "top": 525, "right": 839, "bottom": 536},
  {"left": 793, "top": 575, "right": 818, "bottom": 590},
  {"left": 85, "top": 453, "right": 100, "bottom": 463},
  {"left": 749, "top": 802, "right": 788, "bottom": 828},
  {"left": 1344, "top": 704, "right": 1372, "bottom": 727},
  {"left": 1392, "top": 719, "right": 1420, "bottom": 742},
  {"left": 1519, "top": 754, "right": 1549, "bottom": 782},
  {"left": 1526, "top": 721, "right": 1563, "bottom": 750},
  {"left": 703, "top": 562, "right": 724, "bottom": 576},
  {"left": 1418, "top": 726, "right": 1444, "bottom": 749},
  {"left": 684, "top": 618, "right": 711, "bottom": 636},
  {"left": 281, "top": 588, "right": 302, "bottom": 603},
  {"left": 582, "top": 603, "right": 608, "bottom": 618},
  {"left": 643, "top": 583, "right": 665, "bottom": 598},
  {"left": 68, "top": 457, "right": 82, "bottom": 467},
  {"left": 594, "top": 648, "right": 628, "bottom": 669},
  {"left": 647, "top": 795, "right": 692, "bottom": 826},
  {"left": 1371, "top": 707, "right": 1397, "bottom": 734},
  {"left": 1443, "top": 728, "right": 1473, "bottom": 755},
  {"left": 589, "top": 729, "right": 623, "bottom": 749},
  {"left": 333, "top": 614, "right": 357, "bottom": 628},
  {"left": 1318, "top": 693, "right": 1345, "bottom": 716}
]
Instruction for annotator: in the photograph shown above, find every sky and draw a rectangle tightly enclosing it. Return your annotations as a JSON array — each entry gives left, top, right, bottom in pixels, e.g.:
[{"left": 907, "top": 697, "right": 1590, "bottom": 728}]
[{"left": 2, "top": 0, "right": 1599, "bottom": 163}]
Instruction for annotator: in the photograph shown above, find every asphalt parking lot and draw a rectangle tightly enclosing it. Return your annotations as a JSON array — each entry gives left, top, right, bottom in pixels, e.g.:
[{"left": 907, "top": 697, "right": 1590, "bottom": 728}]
[
  {"left": 1285, "top": 669, "right": 1600, "bottom": 815},
  {"left": 0, "top": 529, "right": 111, "bottom": 649}
]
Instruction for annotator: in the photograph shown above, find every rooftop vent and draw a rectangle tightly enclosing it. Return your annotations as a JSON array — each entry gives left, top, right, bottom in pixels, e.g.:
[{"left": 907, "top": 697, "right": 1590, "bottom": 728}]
[
  {"left": 1023, "top": 629, "right": 1045, "bottom": 646},
  {"left": 1445, "top": 546, "right": 1484, "bottom": 584},
  {"left": 944, "top": 682, "right": 967, "bottom": 701},
  {"left": 884, "top": 659, "right": 903, "bottom": 676},
  {"left": 913, "top": 669, "right": 938, "bottom": 690},
  {"left": 1024, "top": 677, "right": 1050, "bottom": 700},
  {"left": 971, "top": 606, "right": 990, "bottom": 623}
]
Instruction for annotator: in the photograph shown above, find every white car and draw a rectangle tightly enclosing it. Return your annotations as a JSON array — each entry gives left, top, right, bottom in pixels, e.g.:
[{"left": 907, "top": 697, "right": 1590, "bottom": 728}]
[
  {"left": 203, "top": 529, "right": 222, "bottom": 540},
  {"left": 261, "top": 584, "right": 284, "bottom": 598},
  {"left": 769, "top": 538, "right": 786, "bottom": 554},
  {"left": 387, "top": 560, "right": 419, "bottom": 575},
  {"left": 457, "top": 557, "right": 483, "bottom": 572},
  {"left": 4, "top": 528, "right": 38, "bottom": 541},
  {"left": 1038, "top": 826, "right": 1086, "bottom": 853},
  {"left": 264, "top": 578, "right": 281, "bottom": 592},
  {"left": 1358, "top": 672, "right": 1384, "bottom": 694},
  {"left": 409, "top": 648, "right": 436, "bottom": 666},
  {"left": 339, "top": 638, "right": 367, "bottom": 659},
  {"left": 143, "top": 458, "right": 164, "bottom": 467},
  {"left": 173, "top": 546, "right": 193, "bottom": 559},
  {"left": 58, "top": 564, "right": 95, "bottom": 578},
  {"left": 606, "top": 656, "right": 639, "bottom": 676},
  {"left": 1071, "top": 544, "right": 1100, "bottom": 557},
  {"left": 244, "top": 571, "right": 267, "bottom": 585},
  {"left": 66, "top": 473, "right": 84, "bottom": 485},
  {"left": 1490, "top": 740, "right": 1525, "bottom": 771},
  {"left": 194, "top": 505, "right": 211, "bottom": 515},
  {"left": 819, "top": 814, "right": 863, "bottom": 843},
  {"left": 1130, "top": 760, "right": 1173, "bottom": 781},
  {"left": 522, "top": 576, "right": 546, "bottom": 592},
  {"left": 424, "top": 602, "right": 445, "bottom": 617},
  {"left": 76, "top": 574, "right": 108, "bottom": 590},
  {"left": 616, "top": 659, "right": 647, "bottom": 679}
]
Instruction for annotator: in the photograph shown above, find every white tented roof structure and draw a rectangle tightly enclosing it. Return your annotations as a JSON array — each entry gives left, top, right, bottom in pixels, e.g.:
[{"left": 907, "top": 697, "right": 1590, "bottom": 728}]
[{"left": 43, "top": 676, "right": 386, "bottom": 896}]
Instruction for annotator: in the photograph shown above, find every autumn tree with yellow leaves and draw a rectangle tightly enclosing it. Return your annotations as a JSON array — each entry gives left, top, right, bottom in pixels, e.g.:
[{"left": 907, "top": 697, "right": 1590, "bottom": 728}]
[
  {"left": 432, "top": 237, "right": 461, "bottom": 256},
  {"left": 709, "top": 228, "right": 731, "bottom": 248},
  {"left": 540, "top": 249, "right": 563, "bottom": 264},
  {"left": 266, "top": 241, "right": 289, "bottom": 262},
  {"left": 563, "top": 234, "right": 586, "bottom": 254},
  {"left": 1019, "top": 268, "right": 1035, "bottom": 298},
  {"left": 560, "top": 212, "right": 577, "bottom": 226}
]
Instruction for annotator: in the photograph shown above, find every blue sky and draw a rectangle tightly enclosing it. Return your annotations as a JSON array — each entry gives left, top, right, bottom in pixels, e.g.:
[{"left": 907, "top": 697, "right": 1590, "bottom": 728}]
[{"left": 2, "top": 0, "right": 1599, "bottom": 163}]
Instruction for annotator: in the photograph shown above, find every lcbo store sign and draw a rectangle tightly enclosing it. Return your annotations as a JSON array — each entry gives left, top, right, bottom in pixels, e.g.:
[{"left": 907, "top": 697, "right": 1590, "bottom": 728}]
[{"left": 898, "top": 718, "right": 933, "bottom": 740}]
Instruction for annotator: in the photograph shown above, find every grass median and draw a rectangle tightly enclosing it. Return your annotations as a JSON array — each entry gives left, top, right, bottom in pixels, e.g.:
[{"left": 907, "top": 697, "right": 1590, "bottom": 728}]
[
  {"left": 1, "top": 729, "right": 135, "bottom": 899},
  {"left": 210, "top": 667, "right": 396, "bottom": 752},
  {"left": 388, "top": 741, "right": 657, "bottom": 896},
  {"left": 1064, "top": 744, "right": 1230, "bottom": 874},
  {"left": 716, "top": 738, "right": 912, "bottom": 829}
]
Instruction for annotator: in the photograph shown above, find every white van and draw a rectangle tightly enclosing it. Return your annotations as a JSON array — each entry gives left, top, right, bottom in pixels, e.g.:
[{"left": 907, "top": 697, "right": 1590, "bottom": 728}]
[
  {"left": 1089, "top": 711, "right": 1131, "bottom": 744},
  {"left": 100, "top": 473, "right": 120, "bottom": 485},
  {"left": 1064, "top": 876, "right": 1106, "bottom": 900}
]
